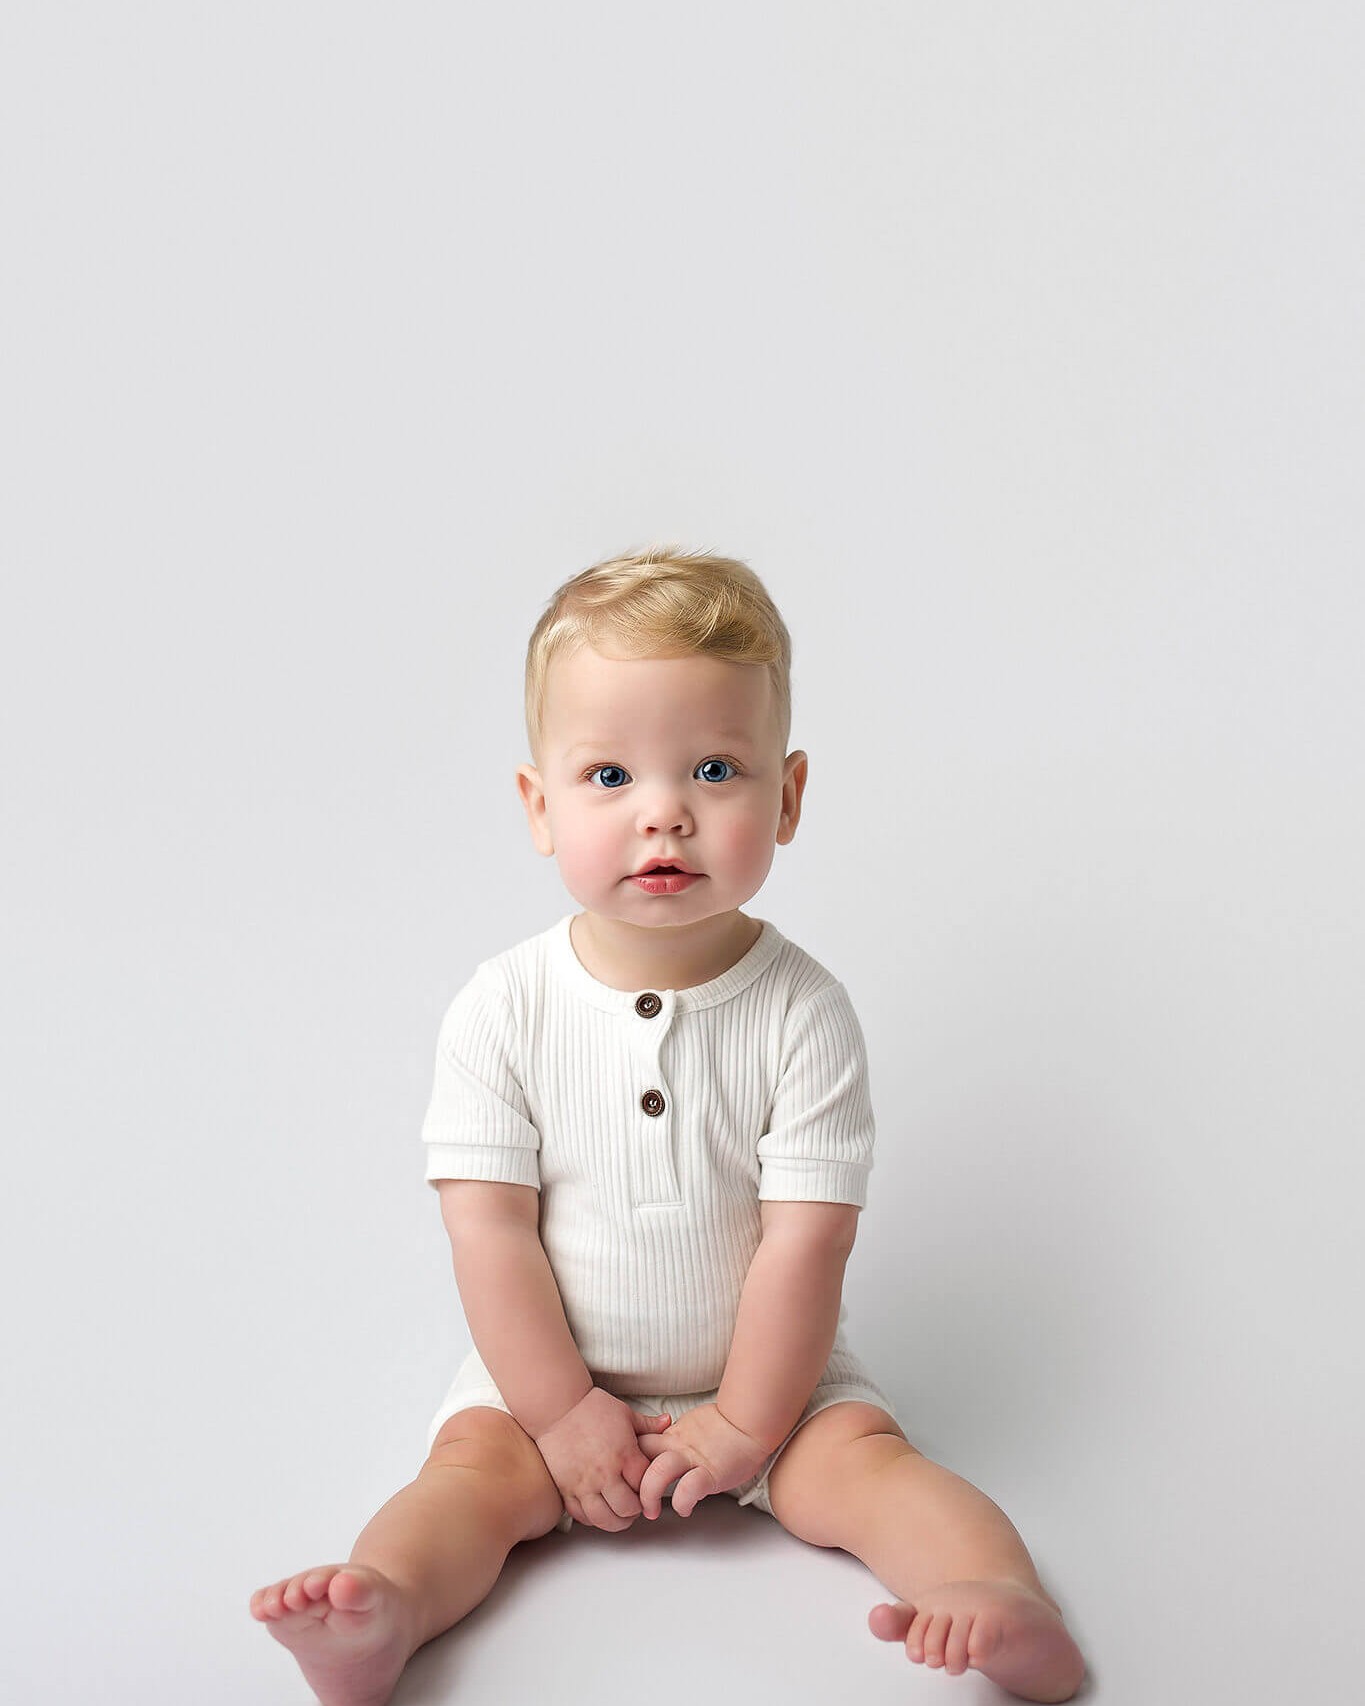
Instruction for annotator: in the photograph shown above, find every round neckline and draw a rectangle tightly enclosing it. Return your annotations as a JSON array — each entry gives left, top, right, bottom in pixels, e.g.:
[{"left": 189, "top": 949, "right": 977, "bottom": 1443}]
[{"left": 546, "top": 912, "right": 784, "bottom": 1014}]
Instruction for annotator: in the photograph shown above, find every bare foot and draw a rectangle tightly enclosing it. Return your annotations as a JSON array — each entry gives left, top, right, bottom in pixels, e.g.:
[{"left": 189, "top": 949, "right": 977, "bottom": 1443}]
[
  {"left": 249, "top": 1563, "right": 417, "bottom": 1706},
  {"left": 868, "top": 1579, "right": 1085, "bottom": 1703}
]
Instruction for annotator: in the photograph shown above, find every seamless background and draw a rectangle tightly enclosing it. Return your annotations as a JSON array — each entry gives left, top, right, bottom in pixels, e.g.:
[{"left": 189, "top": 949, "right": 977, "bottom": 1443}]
[{"left": 2, "top": 4, "right": 1361, "bottom": 1702}]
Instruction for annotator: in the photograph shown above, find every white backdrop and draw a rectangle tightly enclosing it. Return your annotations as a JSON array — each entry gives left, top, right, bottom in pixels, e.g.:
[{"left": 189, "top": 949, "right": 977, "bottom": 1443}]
[{"left": 2, "top": 5, "right": 1361, "bottom": 1702}]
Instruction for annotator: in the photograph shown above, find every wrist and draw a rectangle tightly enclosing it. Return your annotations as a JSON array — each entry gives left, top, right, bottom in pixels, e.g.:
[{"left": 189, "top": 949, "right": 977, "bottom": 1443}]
[
  {"left": 528, "top": 1371, "right": 597, "bottom": 1439},
  {"left": 715, "top": 1398, "right": 784, "bottom": 1457},
  {"left": 717, "top": 1234, "right": 847, "bottom": 1451}
]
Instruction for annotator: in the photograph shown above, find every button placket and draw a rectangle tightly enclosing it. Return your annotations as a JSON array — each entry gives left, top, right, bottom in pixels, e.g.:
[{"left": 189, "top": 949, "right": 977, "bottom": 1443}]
[{"left": 628, "top": 990, "right": 681, "bottom": 1207}]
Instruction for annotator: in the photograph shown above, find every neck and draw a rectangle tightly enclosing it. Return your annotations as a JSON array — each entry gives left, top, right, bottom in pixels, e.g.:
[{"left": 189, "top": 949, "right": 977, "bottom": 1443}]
[{"left": 570, "top": 910, "right": 762, "bottom": 992}]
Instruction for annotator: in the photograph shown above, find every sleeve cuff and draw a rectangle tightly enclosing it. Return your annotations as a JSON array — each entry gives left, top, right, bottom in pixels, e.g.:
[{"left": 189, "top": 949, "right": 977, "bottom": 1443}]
[
  {"left": 757, "top": 1157, "right": 869, "bottom": 1207},
  {"left": 424, "top": 1143, "right": 541, "bottom": 1190}
]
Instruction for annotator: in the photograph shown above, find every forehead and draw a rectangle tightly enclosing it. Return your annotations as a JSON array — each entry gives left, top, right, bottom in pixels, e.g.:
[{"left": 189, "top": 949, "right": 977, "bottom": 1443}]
[{"left": 543, "top": 646, "right": 775, "bottom": 745}]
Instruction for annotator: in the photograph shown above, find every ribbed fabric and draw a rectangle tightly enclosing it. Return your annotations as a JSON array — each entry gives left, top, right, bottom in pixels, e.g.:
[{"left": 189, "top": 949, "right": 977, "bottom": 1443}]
[{"left": 422, "top": 911, "right": 876, "bottom": 1396}]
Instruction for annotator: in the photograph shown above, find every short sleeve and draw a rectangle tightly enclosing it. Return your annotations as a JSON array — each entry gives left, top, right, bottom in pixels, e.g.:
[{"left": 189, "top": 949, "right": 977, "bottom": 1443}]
[
  {"left": 756, "top": 981, "right": 875, "bottom": 1207},
  {"left": 421, "top": 972, "right": 541, "bottom": 1190}
]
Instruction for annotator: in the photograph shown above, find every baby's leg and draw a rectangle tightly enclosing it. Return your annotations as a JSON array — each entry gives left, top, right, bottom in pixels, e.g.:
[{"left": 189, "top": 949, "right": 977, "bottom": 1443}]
[
  {"left": 249, "top": 1407, "right": 564, "bottom": 1706},
  {"left": 766, "top": 1402, "right": 1085, "bottom": 1703}
]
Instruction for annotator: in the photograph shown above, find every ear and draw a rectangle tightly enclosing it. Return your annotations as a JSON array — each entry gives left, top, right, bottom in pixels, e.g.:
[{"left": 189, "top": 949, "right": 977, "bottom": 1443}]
[
  {"left": 515, "top": 763, "right": 555, "bottom": 857},
  {"left": 776, "top": 749, "right": 808, "bottom": 845}
]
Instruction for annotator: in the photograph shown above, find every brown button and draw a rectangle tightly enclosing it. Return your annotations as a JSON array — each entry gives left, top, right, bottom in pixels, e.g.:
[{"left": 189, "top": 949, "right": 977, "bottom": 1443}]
[
  {"left": 640, "top": 1089, "right": 665, "bottom": 1117},
  {"left": 634, "top": 992, "right": 662, "bottom": 1018}
]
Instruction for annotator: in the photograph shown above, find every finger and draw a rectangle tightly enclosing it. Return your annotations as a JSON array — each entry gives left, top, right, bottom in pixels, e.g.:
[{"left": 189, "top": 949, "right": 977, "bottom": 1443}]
[
  {"left": 671, "top": 1466, "right": 716, "bottom": 1519},
  {"left": 565, "top": 1496, "right": 588, "bottom": 1527},
  {"left": 637, "top": 1458, "right": 664, "bottom": 1517},
  {"left": 601, "top": 1476, "right": 643, "bottom": 1521},
  {"left": 642, "top": 1448, "right": 689, "bottom": 1490},
  {"left": 622, "top": 1451, "right": 650, "bottom": 1492},
  {"left": 638, "top": 1454, "right": 684, "bottom": 1519},
  {"left": 582, "top": 1490, "right": 631, "bottom": 1532},
  {"left": 636, "top": 1432, "right": 674, "bottom": 1462},
  {"left": 631, "top": 1410, "right": 673, "bottom": 1433}
]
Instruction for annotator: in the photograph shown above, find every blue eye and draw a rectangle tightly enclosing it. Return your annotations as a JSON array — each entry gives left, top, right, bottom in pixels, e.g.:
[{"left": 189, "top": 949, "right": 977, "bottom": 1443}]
[{"left": 586, "top": 758, "right": 738, "bottom": 788}]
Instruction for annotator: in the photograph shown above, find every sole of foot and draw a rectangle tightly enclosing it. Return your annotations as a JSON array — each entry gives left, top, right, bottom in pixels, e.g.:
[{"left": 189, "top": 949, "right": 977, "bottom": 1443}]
[
  {"left": 249, "top": 1563, "right": 415, "bottom": 1706},
  {"left": 869, "top": 1579, "right": 1085, "bottom": 1703}
]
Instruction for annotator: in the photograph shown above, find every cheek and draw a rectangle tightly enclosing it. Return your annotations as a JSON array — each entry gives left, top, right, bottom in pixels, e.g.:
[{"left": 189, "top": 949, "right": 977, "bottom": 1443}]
[
  {"left": 721, "top": 808, "right": 778, "bottom": 869},
  {"left": 551, "top": 800, "right": 623, "bottom": 885}
]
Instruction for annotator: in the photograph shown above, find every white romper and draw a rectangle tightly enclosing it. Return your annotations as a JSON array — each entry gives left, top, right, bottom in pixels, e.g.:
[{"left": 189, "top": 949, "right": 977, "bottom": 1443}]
[{"left": 422, "top": 911, "right": 901, "bottom": 1528}]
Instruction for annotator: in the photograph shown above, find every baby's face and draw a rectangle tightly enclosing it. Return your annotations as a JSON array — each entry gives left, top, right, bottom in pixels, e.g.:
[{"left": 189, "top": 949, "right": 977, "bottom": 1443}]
[{"left": 517, "top": 645, "right": 806, "bottom": 930}]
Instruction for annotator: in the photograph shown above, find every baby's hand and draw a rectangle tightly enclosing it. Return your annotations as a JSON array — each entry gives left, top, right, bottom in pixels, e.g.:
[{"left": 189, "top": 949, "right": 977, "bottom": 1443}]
[
  {"left": 635, "top": 1403, "right": 772, "bottom": 1519},
  {"left": 532, "top": 1388, "right": 672, "bottom": 1532}
]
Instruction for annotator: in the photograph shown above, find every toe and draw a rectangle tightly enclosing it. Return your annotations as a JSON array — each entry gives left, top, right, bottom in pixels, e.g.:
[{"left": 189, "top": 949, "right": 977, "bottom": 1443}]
[
  {"left": 923, "top": 1610, "right": 952, "bottom": 1667},
  {"left": 907, "top": 1608, "right": 932, "bottom": 1661},
  {"left": 868, "top": 1601, "right": 915, "bottom": 1643},
  {"left": 250, "top": 1583, "right": 283, "bottom": 1620},
  {"left": 329, "top": 1567, "right": 380, "bottom": 1613},
  {"left": 944, "top": 1611, "right": 975, "bottom": 1675},
  {"left": 967, "top": 1606, "right": 1001, "bottom": 1665},
  {"left": 282, "top": 1576, "right": 311, "bottom": 1612}
]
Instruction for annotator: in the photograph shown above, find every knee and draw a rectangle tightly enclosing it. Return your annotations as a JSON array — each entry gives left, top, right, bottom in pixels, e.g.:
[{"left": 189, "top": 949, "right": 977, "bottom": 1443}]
[
  {"left": 425, "top": 1407, "right": 563, "bottom": 1541},
  {"left": 819, "top": 1429, "right": 923, "bottom": 1512},
  {"left": 767, "top": 1410, "right": 920, "bottom": 1550},
  {"left": 427, "top": 1405, "right": 532, "bottom": 1472}
]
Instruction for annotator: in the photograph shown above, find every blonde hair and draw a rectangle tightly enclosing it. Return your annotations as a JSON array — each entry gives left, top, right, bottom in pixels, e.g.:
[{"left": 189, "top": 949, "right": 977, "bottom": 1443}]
[{"left": 525, "top": 543, "right": 792, "bottom": 763}]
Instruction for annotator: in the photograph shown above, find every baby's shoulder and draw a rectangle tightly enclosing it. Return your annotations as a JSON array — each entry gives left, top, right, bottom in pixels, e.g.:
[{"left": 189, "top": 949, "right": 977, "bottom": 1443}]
[
  {"left": 765, "top": 927, "right": 853, "bottom": 1011},
  {"left": 444, "top": 917, "right": 560, "bottom": 1016},
  {"left": 438, "top": 915, "right": 609, "bottom": 1056}
]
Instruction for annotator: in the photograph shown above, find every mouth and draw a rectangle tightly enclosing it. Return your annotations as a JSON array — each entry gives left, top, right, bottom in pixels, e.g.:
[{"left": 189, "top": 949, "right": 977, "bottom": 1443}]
[{"left": 630, "top": 863, "right": 704, "bottom": 893}]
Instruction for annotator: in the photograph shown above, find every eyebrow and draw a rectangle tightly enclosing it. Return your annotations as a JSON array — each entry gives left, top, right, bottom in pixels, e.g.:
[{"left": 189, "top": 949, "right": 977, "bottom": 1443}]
[{"left": 564, "top": 731, "right": 756, "bottom": 756}]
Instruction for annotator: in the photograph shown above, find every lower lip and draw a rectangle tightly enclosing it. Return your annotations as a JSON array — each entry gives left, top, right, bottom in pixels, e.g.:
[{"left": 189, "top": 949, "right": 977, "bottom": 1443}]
[{"left": 631, "top": 872, "right": 703, "bottom": 895}]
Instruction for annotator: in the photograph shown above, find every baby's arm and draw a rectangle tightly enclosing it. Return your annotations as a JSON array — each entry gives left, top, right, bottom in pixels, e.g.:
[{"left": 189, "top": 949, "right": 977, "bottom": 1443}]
[
  {"left": 639, "top": 1200, "right": 859, "bottom": 1517},
  {"left": 715, "top": 1200, "right": 860, "bottom": 1447},
  {"left": 439, "top": 1180, "right": 592, "bottom": 1431},
  {"left": 438, "top": 1181, "right": 670, "bottom": 1529}
]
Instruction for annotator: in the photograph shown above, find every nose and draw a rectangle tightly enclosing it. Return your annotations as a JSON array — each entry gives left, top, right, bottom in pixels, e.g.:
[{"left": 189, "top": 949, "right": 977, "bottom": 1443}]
[{"left": 635, "top": 789, "right": 694, "bottom": 839}]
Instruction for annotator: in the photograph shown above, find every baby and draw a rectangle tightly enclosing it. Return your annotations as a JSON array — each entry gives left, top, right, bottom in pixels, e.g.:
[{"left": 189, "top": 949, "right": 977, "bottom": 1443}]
[{"left": 250, "top": 546, "right": 1086, "bottom": 1704}]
